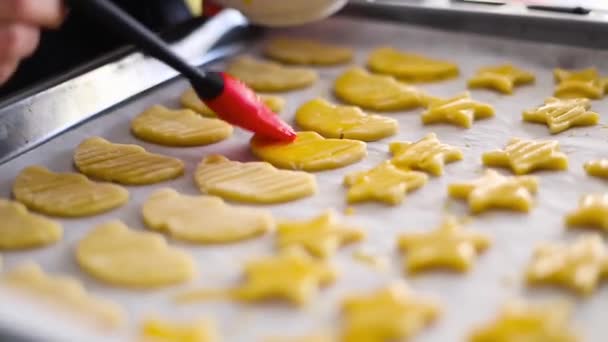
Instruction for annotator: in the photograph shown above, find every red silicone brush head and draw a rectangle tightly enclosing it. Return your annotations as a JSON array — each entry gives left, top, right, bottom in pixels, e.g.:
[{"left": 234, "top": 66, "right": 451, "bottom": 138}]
[{"left": 203, "top": 73, "right": 296, "bottom": 142}]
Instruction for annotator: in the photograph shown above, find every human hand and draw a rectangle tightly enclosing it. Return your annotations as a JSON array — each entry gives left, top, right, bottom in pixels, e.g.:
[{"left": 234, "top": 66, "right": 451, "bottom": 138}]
[{"left": 0, "top": 0, "right": 65, "bottom": 85}]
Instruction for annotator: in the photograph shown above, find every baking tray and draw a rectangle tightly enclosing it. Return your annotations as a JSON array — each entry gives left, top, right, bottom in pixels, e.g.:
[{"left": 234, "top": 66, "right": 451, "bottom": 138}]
[{"left": 2, "top": 6, "right": 608, "bottom": 342}]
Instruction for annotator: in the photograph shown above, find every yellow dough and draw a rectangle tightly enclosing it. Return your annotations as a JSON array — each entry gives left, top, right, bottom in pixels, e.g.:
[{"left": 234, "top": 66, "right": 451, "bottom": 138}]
[
  {"left": 3, "top": 262, "right": 124, "bottom": 328},
  {"left": 76, "top": 221, "right": 195, "bottom": 288},
  {"left": 333, "top": 68, "right": 426, "bottom": 111},
  {"left": 141, "top": 317, "right": 218, "bottom": 342},
  {"left": 250, "top": 131, "right": 367, "bottom": 171},
  {"left": 194, "top": 155, "right": 316, "bottom": 204},
  {"left": 142, "top": 188, "right": 273, "bottom": 243},
  {"left": 264, "top": 335, "right": 334, "bottom": 342},
  {"left": 177, "top": 249, "right": 336, "bottom": 306},
  {"left": 277, "top": 210, "right": 365, "bottom": 258},
  {"left": 341, "top": 283, "right": 440, "bottom": 342},
  {"left": 0, "top": 198, "right": 62, "bottom": 250},
  {"left": 554, "top": 68, "right": 606, "bottom": 99},
  {"left": 74, "top": 137, "right": 184, "bottom": 185},
  {"left": 448, "top": 169, "right": 538, "bottom": 214},
  {"left": 468, "top": 300, "right": 580, "bottom": 342},
  {"left": 367, "top": 46, "right": 459, "bottom": 82},
  {"left": 295, "top": 98, "right": 398, "bottom": 141},
  {"left": 467, "top": 64, "right": 535, "bottom": 94},
  {"left": 13, "top": 165, "right": 128, "bottom": 217},
  {"left": 180, "top": 87, "right": 285, "bottom": 117},
  {"left": 263, "top": 38, "right": 353, "bottom": 65},
  {"left": 421, "top": 92, "right": 494, "bottom": 128},
  {"left": 398, "top": 217, "right": 491, "bottom": 273},
  {"left": 526, "top": 234, "right": 608, "bottom": 295},
  {"left": 482, "top": 138, "right": 568, "bottom": 175},
  {"left": 565, "top": 193, "right": 608, "bottom": 231},
  {"left": 226, "top": 55, "right": 317, "bottom": 92},
  {"left": 584, "top": 159, "right": 608, "bottom": 179},
  {"left": 389, "top": 133, "right": 463, "bottom": 176},
  {"left": 343, "top": 161, "right": 427, "bottom": 205},
  {"left": 131, "top": 105, "right": 232, "bottom": 146},
  {"left": 523, "top": 97, "right": 599, "bottom": 134}
]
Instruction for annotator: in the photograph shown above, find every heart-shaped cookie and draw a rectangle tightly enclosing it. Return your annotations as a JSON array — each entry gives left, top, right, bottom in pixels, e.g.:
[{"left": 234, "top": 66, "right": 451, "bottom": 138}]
[
  {"left": 367, "top": 47, "right": 459, "bottom": 82},
  {"left": 13, "top": 166, "right": 128, "bottom": 217},
  {"left": 226, "top": 55, "right": 318, "bottom": 92},
  {"left": 263, "top": 38, "right": 353, "bottom": 65},
  {"left": 0, "top": 198, "right": 62, "bottom": 249},
  {"left": 180, "top": 87, "right": 285, "bottom": 117}
]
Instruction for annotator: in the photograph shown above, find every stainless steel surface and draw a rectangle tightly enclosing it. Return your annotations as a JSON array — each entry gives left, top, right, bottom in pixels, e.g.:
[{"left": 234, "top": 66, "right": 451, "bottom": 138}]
[{"left": 0, "top": 9, "right": 253, "bottom": 165}]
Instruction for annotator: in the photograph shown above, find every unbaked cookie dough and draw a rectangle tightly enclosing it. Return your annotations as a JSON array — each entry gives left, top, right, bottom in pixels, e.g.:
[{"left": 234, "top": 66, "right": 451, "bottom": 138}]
[
  {"left": 142, "top": 188, "right": 274, "bottom": 243},
  {"left": 295, "top": 98, "right": 398, "bottom": 141},
  {"left": 0, "top": 198, "right": 62, "bottom": 250},
  {"left": 554, "top": 67, "right": 607, "bottom": 99},
  {"left": 264, "top": 38, "right": 353, "bottom": 65},
  {"left": 422, "top": 92, "right": 494, "bottom": 128},
  {"left": 194, "top": 155, "right": 316, "bottom": 204},
  {"left": 131, "top": 105, "right": 232, "bottom": 146},
  {"left": 584, "top": 159, "right": 608, "bottom": 179},
  {"left": 482, "top": 138, "right": 568, "bottom": 175},
  {"left": 566, "top": 193, "right": 608, "bottom": 231},
  {"left": 180, "top": 87, "right": 285, "bottom": 117},
  {"left": 13, "top": 165, "right": 128, "bottom": 217},
  {"left": 367, "top": 47, "right": 459, "bottom": 82},
  {"left": 141, "top": 317, "right": 218, "bottom": 342},
  {"left": 3, "top": 262, "right": 124, "bottom": 328},
  {"left": 334, "top": 68, "right": 426, "bottom": 111},
  {"left": 226, "top": 55, "right": 318, "bottom": 92},
  {"left": 76, "top": 221, "right": 195, "bottom": 288},
  {"left": 523, "top": 97, "right": 599, "bottom": 134},
  {"left": 250, "top": 131, "right": 367, "bottom": 171},
  {"left": 390, "top": 133, "right": 463, "bottom": 176},
  {"left": 74, "top": 137, "right": 184, "bottom": 185},
  {"left": 467, "top": 64, "right": 535, "bottom": 94}
]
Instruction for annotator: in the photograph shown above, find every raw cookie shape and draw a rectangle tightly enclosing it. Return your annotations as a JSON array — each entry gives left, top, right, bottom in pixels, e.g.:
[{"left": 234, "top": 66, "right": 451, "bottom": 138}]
[
  {"left": 565, "top": 193, "right": 608, "bottom": 231},
  {"left": 74, "top": 137, "right": 184, "bottom": 185},
  {"left": 343, "top": 161, "right": 428, "bottom": 205},
  {"left": 526, "top": 234, "right": 608, "bottom": 295},
  {"left": 554, "top": 67, "right": 606, "bottom": 99},
  {"left": 367, "top": 46, "right": 459, "bottom": 82},
  {"left": 482, "top": 137, "right": 568, "bottom": 175},
  {"left": 421, "top": 92, "right": 495, "bottom": 128},
  {"left": 141, "top": 317, "right": 218, "bottom": 342},
  {"left": 180, "top": 87, "right": 285, "bottom": 117},
  {"left": 264, "top": 334, "right": 334, "bottom": 342},
  {"left": 226, "top": 55, "right": 318, "bottom": 92},
  {"left": 468, "top": 300, "right": 580, "bottom": 342},
  {"left": 3, "top": 262, "right": 124, "bottom": 328},
  {"left": 76, "top": 221, "right": 195, "bottom": 288},
  {"left": 390, "top": 133, "right": 463, "bottom": 176},
  {"left": 177, "top": 249, "right": 336, "bottom": 306},
  {"left": 131, "top": 105, "right": 233, "bottom": 146},
  {"left": 467, "top": 64, "right": 535, "bottom": 94},
  {"left": 250, "top": 131, "right": 367, "bottom": 172},
  {"left": 583, "top": 159, "right": 608, "bottom": 179},
  {"left": 341, "top": 283, "right": 440, "bottom": 342},
  {"left": 263, "top": 38, "right": 353, "bottom": 65},
  {"left": 0, "top": 198, "right": 62, "bottom": 250},
  {"left": 398, "top": 217, "right": 491, "bottom": 273},
  {"left": 448, "top": 169, "right": 538, "bottom": 214},
  {"left": 194, "top": 155, "right": 316, "bottom": 204},
  {"left": 333, "top": 68, "right": 426, "bottom": 111},
  {"left": 13, "top": 165, "right": 128, "bottom": 217},
  {"left": 523, "top": 97, "right": 599, "bottom": 134},
  {"left": 142, "top": 188, "right": 274, "bottom": 243},
  {"left": 295, "top": 98, "right": 398, "bottom": 141},
  {"left": 277, "top": 210, "right": 365, "bottom": 258}
]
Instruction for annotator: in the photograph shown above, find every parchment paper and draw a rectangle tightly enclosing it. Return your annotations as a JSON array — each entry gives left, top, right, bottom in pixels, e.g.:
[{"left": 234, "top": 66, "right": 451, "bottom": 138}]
[{"left": 2, "top": 16, "right": 608, "bottom": 342}]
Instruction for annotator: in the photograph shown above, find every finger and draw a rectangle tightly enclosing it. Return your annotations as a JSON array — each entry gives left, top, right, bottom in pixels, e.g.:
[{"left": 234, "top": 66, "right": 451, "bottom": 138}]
[
  {"left": 0, "top": 59, "right": 19, "bottom": 85},
  {"left": 0, "top": 23, "right": 40, "bottom": 61},
  {"left": 0, "top": 0, "right": 65, "bottom": 28}
]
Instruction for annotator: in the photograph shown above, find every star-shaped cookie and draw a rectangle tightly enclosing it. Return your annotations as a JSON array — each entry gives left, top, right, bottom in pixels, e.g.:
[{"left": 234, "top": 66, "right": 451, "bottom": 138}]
[
  {"left": 341, "top": 283, "right": 440, "bottom": 342},
  {"left": 467, "top": 64, "right": 535, "bottom": 94},
  {"left": 482, "top": 138, "right": 568, "bottom": 174},
  {"left": 469, "top": 300, "right": 580, "bottom": 342},
  {"left": 398, "top": 217, "right": 491, "bottom": 273},
  {"left": 389, "top": 133, "right": 463, "bottom": 176},
  {"left": 343, "top": 161, "right": 428, "bottom": 205},
  {"left": 448, "top": 169, "right": 538, "bottom": 214},
  {"left": 565, "top": 193, "right": 608, "bottom": 231},
  {"left": 421, "top": 92, "right": 495, "bottom": 128},
  {"left": 277, "top": 210, "right": 365, "bottom": 258},
  {"left": 554, "top": 67, "right": 607, "bottom": 99},
  {"left": 526, "top": 234, "right": 608, "bottom": 295},
  {"left": 523, "top": 97, "right": 599, "bottom": 134}
]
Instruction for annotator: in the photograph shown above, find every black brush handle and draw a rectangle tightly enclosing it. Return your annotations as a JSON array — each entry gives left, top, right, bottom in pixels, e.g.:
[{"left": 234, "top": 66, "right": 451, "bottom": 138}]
[{"left": 66, "top": 0, "right": 224, "bottom": 98}]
